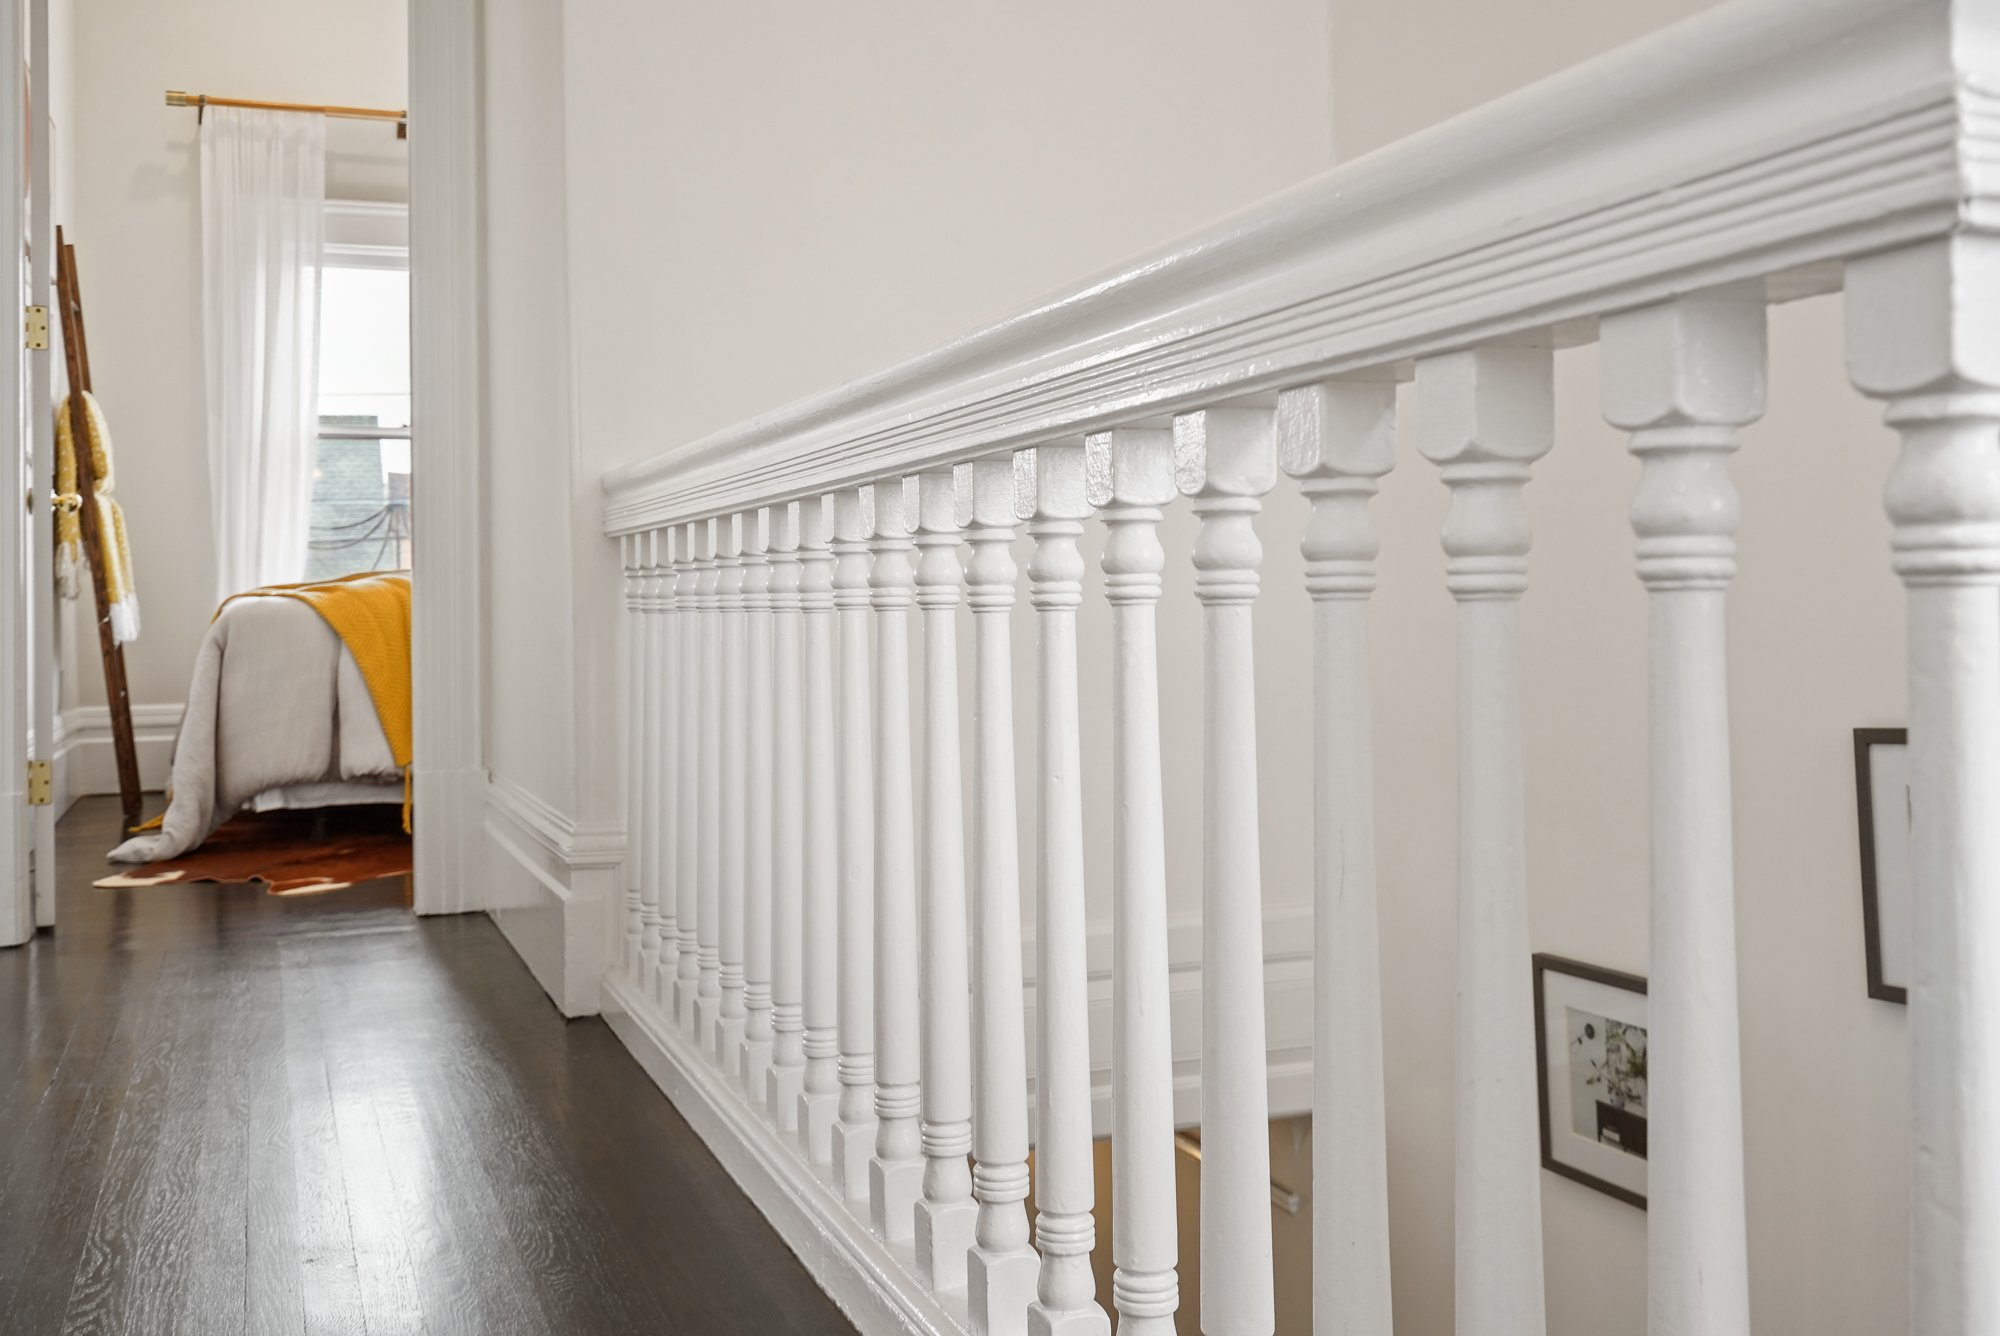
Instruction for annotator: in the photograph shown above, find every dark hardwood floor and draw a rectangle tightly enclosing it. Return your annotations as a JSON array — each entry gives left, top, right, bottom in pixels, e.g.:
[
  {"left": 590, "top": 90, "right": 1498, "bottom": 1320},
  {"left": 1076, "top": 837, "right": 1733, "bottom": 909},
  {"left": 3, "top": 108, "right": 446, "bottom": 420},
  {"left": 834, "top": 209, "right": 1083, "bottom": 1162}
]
[{"left": 0, "top": 796, "right": 855, "bottom": 1336}]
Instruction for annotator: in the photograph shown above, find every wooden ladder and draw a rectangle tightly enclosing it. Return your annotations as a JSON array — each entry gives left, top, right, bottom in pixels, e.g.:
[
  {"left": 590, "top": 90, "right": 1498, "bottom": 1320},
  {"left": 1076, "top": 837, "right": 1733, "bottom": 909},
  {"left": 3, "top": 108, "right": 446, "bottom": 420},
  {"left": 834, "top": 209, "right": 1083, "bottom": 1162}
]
[{"left": 53, "top": 229, "right": 142, "bottom": 833}]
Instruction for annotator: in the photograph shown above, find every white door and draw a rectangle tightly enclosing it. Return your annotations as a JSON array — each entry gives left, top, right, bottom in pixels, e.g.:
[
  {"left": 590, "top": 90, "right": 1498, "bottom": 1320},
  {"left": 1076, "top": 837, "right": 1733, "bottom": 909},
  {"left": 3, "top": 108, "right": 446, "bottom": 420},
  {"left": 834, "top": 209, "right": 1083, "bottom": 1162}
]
[
  {"left": 26, "top": 0, "right": 52, "bottom": 928},
  {"left": 0, "top": 0, "right": 51, "bottom": 947}
]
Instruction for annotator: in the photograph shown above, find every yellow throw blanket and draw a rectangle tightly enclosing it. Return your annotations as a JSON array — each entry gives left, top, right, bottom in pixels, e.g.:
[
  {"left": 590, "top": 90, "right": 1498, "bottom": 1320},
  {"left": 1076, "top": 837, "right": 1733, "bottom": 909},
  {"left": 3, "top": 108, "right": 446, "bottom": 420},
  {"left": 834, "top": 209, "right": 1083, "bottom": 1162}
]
[
  {"left": 55, "top": 391, "right": 141, "bottom": 645},
  {"left": 221, "top": 571, "right": 413, "bottom": 829}
]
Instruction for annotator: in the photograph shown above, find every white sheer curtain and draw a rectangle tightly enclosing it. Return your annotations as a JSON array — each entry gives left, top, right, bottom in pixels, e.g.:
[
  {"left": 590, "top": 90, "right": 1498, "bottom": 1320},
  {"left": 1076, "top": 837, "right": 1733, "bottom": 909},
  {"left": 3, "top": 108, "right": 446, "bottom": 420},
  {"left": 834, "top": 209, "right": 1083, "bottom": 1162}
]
[{"left": 199, "top": 106, "right": 325, "bottom": 604}]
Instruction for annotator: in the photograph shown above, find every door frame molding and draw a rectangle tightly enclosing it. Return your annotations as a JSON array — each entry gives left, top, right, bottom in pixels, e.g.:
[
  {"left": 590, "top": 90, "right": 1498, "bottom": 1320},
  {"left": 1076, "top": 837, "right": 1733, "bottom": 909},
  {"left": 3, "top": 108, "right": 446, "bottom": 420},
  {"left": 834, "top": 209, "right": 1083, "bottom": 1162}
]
[{"left": 408, "top": 0, "right": 485, "bottom": 915}]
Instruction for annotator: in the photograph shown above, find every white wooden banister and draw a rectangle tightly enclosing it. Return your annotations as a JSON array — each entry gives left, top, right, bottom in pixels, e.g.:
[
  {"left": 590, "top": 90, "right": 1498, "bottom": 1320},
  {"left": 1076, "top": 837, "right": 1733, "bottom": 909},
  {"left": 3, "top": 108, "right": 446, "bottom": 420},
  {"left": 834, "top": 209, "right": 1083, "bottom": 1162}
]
[
  {"left": 1279, "top": 378, "right": 1396, "bottom": 1334},
  {"left": 832, "top": 485, "right": 880, "bottom": 1202},
  {"left": 1847, "top": 235, "right": 2000, "bottom": 1336},
  {"left": 592, "top": 9, "right": 2000, "bottom": 1336},
  {"left": 963, "top": 457, "right": 1039, "bottom": 1336},
  {"left": 1089, "top": 427, "right": 1181, "bottom": 1336},
  {"left": 1415, "top": 345, "right": 1553, "bottom": 1336},
  {"left": 743, "top": 508, "right": 777, "bottom": 1101},
  {"left": 766, "top": 501, "right": 807, "bottom": 1132},
  {"left": 913, "top": 467, "right": 976, "bottom": 1292},
  {"left": 1177, "top": 408, "right": 1279, "bottom": 1336},
  {"left": 1601, "top": 289, "right": 1764, "bottom": 1336}
]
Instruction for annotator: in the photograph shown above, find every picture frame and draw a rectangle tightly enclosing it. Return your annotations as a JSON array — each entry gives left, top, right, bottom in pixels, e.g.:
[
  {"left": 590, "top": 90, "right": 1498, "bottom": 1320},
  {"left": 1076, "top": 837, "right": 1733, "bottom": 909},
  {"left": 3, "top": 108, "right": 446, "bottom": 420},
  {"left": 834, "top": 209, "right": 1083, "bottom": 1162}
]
[
  {"left": 1534, "top": 954, "right": 1649, "bottom": 1209},
  {"left": 1852, "top": 727, "right": 1911, "bottom": 1005}
]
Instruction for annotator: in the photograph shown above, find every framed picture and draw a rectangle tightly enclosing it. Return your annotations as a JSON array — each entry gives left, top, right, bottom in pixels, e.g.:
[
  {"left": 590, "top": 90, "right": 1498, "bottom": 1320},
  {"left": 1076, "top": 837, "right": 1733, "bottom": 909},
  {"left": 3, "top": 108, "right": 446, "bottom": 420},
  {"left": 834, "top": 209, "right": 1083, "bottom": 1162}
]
[
  {"left": 1853, "top": 727, "right": 1911, "bottom": 1005},
  {"left": 1534, "top": 954, "right": 1649, "bottom": 1209}
]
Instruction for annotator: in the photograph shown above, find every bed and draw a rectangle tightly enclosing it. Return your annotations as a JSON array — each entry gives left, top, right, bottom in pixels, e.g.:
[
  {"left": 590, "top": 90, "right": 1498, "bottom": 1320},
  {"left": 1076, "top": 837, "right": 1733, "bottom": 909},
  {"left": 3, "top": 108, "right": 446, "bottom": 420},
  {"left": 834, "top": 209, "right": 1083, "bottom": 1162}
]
[{"left": 109, "top": 573, "right": 410, "bottom": 864}]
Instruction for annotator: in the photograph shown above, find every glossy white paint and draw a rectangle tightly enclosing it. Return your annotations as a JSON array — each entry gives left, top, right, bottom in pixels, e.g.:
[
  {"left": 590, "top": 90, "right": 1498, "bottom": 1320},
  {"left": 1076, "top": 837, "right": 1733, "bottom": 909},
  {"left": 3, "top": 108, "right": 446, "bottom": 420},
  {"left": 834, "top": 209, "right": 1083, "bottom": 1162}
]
[
  {"left": 649, "top": 528, "right": 679, "bottom": 998},
  {"left": 912, "top": 469, "right": 977, "bottom": 1291},
  {"left": 585, "top": 5, "right": 2000, "bottom": 1336},
  {"left": 1279, "top": 379, "right": 1396, "bottom": 1335},
  {"left": 742, "top": 509, "right": 776, "bottom": 1101},
  {"left": 767, "top": 502, "right": 807, "bottom": 1132},
  {"left": 797, "top": 497, "right": 842, "bottom": 1163},
  {"left": 674, "top": 520, "right": 704, "bottom": 1028},
  {"left": 620, "top": 536, "right": 646, "bottom": 983},
  {"left": 1177, "top": 409, "right": 1278, "bottom": 1336},
  {"left": 695, "top": 519, "right": 723, "bottom": 1048},
  {"left": 1020, "top": 444, "right": 1110, "bottom": 1336},
  {"left": 1602, "top": 290, "right": 1764, "bottom": 1336},
  {"left": 1414, "top": 345, "right": 1552, "bottom": 1336},
  {"left": 1847, "top": 236, "right": 2000, "bottom": 1336},
  {"left": 962, "top": 458, "right": 1040, "bottom": 1336},
  {"left": 1089, "top": 429, "right": 1180, "bottom": 1336},
  {"left": 832, "top": 486, "right": 879, "bottom": 1201}
]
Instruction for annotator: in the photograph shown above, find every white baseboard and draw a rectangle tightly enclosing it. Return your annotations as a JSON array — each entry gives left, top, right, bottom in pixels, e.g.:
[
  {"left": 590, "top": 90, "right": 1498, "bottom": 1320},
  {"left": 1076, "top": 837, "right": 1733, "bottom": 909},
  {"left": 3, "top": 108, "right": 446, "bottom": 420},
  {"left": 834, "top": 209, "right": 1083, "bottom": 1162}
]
[
  {"left": 601, "top": 971, "right": 962, "bottom": 1336},
  {"left": 51, "top": 703, "right": 182, "bottom": 815},
  {"left": 482, "top": 773, "right": 621, "bottom": 1017}
]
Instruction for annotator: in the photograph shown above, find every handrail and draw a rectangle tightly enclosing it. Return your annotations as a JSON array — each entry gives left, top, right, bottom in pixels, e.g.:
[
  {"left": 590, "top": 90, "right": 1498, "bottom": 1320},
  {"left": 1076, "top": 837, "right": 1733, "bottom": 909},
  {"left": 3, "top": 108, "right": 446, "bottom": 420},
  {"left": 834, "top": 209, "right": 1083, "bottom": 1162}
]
[{"left": 603, "top": 0, "right": 1986, "bottom": 536}]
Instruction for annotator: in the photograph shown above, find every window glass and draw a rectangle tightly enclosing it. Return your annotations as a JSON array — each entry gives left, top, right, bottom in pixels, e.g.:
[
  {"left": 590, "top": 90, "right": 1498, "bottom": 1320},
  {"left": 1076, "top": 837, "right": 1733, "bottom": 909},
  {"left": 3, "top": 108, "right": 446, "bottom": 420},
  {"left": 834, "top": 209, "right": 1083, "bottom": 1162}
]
[{"left": 310, "top": 264, "right": 411, "bottom": 580}]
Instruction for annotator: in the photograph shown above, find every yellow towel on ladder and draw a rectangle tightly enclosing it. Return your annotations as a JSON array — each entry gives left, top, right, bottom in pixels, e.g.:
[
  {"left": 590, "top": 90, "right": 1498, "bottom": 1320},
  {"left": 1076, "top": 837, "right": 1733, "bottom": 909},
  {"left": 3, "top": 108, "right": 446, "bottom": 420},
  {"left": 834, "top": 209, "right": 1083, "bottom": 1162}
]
[{"left": 55, "top": 391, "right": 142, "bottom": 644}]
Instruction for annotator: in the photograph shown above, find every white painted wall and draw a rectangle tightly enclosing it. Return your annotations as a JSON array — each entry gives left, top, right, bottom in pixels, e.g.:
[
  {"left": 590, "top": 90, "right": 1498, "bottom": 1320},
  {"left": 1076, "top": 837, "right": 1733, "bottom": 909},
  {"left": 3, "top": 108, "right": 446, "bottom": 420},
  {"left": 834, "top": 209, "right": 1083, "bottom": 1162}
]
[
  {"left": 61, "top": 0, "right": 406, "bottom": 725},
  {"left": 482, "top": 0, "right": 1906, "bottom": 1330}
]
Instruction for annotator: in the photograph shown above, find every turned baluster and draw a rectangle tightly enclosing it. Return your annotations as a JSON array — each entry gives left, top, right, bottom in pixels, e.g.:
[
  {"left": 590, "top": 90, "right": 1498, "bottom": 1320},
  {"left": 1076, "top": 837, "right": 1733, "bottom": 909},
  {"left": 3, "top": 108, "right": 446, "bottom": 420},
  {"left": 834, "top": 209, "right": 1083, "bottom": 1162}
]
[
  {"left": 913, "top": 467, "right": 976, "bottom": 1290},
  {"left": 1602, "top": 290, "right": 1765, "bottom": 1336},
  {"left": 1846, "top": 236, "right": 2000, "bottom": 1336},
  {"left": 1088, "top": 428, "right": 1180, "bottom": 1336},
  {"left": 1021, "top": 442, "right": 1110, "bottom": 1336},
  {"left": 1176, "top": 408, "right": 1278, "bottom": 1336},
  {"left": 715, "top": 513, "right": 749, "bottom": 1064},
  {"left": 743, "top": 508, "right": 777, "bottom": 1099},
  {"left": 675, "top": 519, "right": 705, "bottom": 1028},
  {"left": 964, "top": 457, "right": 1040, "bottom": 1336},
  {"left": 767, "top": 500, "right": 808, "bottom": 1132},
  {"left": 1413, "top": 345, "right": 1553, "bottom": 1336},
  {"left": 695, "top": 518, "right": 724, "bottom": 1044},
  {"left": 832, "top": 485, "right": 880, "bottom": 1199},
  {"left": 870, "top": 476, "right": 925, "bottom": 1241},
  {"left": 651, "top": 526, "right": 681, "bottom": 998},
  {"left": 637, "top": 532, "right": 666, "bottom": 994},
  {"left": 797, "top": 497, "right": 843, "bottom": 1162},
  {"left": 621, "top": 535, "right": 647, "bottom": 984},
  {"left": 1279, "top": 380, "right": 1397, "bottom": 1334}
]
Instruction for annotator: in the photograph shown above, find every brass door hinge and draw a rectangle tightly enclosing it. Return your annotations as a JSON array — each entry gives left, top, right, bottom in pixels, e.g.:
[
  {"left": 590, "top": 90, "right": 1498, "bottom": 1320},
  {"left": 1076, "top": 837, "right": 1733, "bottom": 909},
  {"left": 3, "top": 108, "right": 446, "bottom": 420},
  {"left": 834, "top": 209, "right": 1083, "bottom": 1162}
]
[
  {"left": 23, "top": 305, "right": 48, "bottom": 350},
  {"left": 26, "top": 760, "right": 51, "bottom": 807}
]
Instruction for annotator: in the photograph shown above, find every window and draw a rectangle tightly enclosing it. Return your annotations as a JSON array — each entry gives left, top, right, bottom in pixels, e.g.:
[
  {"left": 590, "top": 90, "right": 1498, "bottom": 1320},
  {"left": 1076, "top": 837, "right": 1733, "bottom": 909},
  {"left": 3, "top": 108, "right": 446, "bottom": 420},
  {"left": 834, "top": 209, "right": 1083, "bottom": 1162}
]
[{"left": 311, "top": 261, "right": 411, "bottom": 580}]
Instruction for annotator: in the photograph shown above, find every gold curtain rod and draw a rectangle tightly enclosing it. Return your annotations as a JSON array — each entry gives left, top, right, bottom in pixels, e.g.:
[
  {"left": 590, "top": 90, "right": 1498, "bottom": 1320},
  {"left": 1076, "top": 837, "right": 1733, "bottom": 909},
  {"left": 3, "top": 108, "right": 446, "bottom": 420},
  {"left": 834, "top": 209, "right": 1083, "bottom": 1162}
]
[{"left": 165, "top": 90, "right": 407, "bottom": 137}]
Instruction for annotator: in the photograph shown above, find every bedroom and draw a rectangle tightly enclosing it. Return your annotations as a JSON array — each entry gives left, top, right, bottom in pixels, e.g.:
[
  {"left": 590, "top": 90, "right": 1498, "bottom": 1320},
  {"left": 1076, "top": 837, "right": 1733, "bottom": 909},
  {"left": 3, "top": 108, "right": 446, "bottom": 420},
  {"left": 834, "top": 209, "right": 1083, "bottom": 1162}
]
[{"left": 34, "top": 0, "right": 414, "bottom": 903}]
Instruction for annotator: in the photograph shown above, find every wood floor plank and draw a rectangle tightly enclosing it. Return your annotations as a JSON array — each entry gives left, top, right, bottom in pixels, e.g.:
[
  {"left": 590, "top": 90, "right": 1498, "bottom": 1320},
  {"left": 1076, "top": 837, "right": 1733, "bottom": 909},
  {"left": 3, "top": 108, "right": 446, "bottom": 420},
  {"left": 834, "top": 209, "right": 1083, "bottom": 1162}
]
[{"left": 2, "top": 797, "right": 858, "bottom": 1336}]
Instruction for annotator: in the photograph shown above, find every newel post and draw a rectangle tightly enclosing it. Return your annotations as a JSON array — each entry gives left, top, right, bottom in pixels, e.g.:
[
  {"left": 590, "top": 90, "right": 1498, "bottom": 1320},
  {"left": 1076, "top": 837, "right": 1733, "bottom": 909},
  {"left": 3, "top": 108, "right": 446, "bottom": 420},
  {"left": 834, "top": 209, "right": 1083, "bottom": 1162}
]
[
  {"left": 620, "top": 534, "right": 647, "bottom": 985},
  {"left": 652, "top": 526, "right": 683, "bottom": 999},
  {"left": 640, "top": 530, "right": 672, "bottom": 1000},
  {"left": 1847, "top": 235, "right": 2000, "bottom": 1336},
  {"left": 1602, "top": 289, "right": 1765, "bottom": 1336},
  {"left": 673, "top": 520, "right": 704, "bottom": 1024},
  {"left": 1414, "top": 344, "right": 1552, "bottom": 1336},
  {"left": 1176, "top": 407, "right": 1278, "bottom": 1336},
  {"left": 1278, "top": 378, "right": 1397, "bottom": 1334}
]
